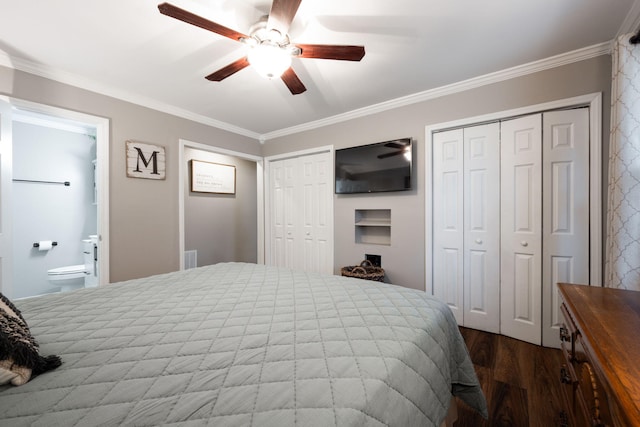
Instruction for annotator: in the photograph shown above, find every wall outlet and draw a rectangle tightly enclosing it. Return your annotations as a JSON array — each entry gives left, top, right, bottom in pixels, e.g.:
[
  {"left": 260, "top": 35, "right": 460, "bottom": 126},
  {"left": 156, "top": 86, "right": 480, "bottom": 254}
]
[{"left": 365, "top": 254, "right": 381, "bottom": 267}]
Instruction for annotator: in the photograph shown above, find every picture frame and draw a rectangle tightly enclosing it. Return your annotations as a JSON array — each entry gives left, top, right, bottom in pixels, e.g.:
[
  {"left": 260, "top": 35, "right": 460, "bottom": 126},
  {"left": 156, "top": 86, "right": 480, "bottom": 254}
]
[
  {"left": 126, "top": 140, "right": 166, "bottom": 180},
  {"left": 190, "top": 160, "right": 236, "bottom": 194}
]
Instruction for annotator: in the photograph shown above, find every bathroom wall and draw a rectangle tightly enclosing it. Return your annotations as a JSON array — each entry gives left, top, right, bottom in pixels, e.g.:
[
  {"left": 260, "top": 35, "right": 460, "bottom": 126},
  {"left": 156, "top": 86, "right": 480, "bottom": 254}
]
[{"left": 12, "top": 121, "right": 97, "bottom": 298}]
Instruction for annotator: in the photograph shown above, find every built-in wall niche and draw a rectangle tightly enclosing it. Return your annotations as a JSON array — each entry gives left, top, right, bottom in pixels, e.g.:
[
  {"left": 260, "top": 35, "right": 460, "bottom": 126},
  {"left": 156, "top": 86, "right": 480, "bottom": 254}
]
[{"left": 355, "top": 209, "right": 391, "bottom": 245}]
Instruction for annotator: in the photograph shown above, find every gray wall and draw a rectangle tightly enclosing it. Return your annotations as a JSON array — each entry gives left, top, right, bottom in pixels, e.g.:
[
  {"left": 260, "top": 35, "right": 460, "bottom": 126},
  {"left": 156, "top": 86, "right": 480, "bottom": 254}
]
[
  {"left": 12, "top": 121, "right": 96, "bottom": 298},
  {"left": 263, "top": 55, "right": 612, "bottom": 291},
  {"left": 0, "top": 65, "right": 261, "bottom": 283},
  {"left": 0, "top": 54, "right": 612, "bottom": 290},
  {"left": 184, "top": 148, "right": 257, "bottom": 266}
]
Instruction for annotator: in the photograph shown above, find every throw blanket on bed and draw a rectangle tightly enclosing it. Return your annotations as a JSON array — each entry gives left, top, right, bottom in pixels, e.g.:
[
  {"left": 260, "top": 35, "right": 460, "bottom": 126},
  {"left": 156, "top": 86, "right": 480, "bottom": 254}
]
[
  {"left": 0, "top": 293, "right": 61, "bottom": 385},
  {"left": 0, "top": 262, "right": 487, "bottom": 426}
]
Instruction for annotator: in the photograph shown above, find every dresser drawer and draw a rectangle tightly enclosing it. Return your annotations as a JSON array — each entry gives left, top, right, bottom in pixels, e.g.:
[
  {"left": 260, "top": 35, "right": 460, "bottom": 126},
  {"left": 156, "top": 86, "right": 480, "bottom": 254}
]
[
  {"left": 559, "top": 301, "right": 615, "bottom": 426},
  {"left": 573, "top": 334, "right": 613, "bottom": 426},
  {"left": 559, "top": 302, "right": 611, "bottom": 426},
  {"left": 559, "top": 370, "right": 590, "bottom": 427}
]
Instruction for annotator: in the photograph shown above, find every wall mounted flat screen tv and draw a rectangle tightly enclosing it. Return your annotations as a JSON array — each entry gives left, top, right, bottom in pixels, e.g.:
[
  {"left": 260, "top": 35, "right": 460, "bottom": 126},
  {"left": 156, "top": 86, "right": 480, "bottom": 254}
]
[{"left": 335, "top": 138, "right": 412, "bottom": 194}]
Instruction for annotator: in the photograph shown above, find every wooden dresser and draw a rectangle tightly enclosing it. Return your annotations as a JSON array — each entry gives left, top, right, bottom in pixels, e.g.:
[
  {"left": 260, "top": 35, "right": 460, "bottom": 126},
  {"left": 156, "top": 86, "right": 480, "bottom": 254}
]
[{"left": 558, "top": 283, "right": 640, "bottom": 426}]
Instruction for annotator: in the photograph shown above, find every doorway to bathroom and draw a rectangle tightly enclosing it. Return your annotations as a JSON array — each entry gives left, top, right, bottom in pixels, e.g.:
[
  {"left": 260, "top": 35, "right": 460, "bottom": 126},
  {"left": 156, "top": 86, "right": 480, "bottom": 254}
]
[{"left": 0, "top": 98, "right": 109, "bottom": 299}]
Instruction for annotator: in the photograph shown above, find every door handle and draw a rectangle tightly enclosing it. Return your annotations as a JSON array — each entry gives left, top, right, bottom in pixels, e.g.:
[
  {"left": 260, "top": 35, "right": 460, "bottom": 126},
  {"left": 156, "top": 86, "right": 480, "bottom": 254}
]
[
  {"left": 475, "top": 239, "right": 482, "bottom": 244},
  {"left": 521, "top": 241, "right": 528, "bottom": 247}
]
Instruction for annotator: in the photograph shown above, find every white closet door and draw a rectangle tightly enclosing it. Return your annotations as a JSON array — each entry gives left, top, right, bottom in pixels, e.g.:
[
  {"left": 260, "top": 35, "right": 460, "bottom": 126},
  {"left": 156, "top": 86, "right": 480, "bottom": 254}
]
[
  {"left": 464, "top": 123, "right": 500, "bottom": 333},
  {"left": 269, "top": 151, "right": 333, "bottom": 274},
  {"left": 300, "top": 152, "right": 333, "bottom": 274},
  {"left": 500, "top": 114, "right": 542, "bottom": 345},
  {"left": 270, "top": 159, "right": 286, "bottom": 268},
  {"left": 270, "top": 158, "right": 297, "bottom": 269},
  {"left": 432, "top": 129, "right": 464, "bottom": 324},
  {"left": 542, "top": 108, "right": 590, "bottom": 347}
]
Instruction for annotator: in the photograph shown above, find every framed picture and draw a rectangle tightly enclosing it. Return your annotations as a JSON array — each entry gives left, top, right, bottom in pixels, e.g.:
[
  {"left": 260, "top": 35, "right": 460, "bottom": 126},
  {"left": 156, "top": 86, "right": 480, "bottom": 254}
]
[
  {"left": 126, "top": 140, "right": 166, "bottom": 180},
  {"left": 190, "top": 160, "right": 236, "bottom": 194}
]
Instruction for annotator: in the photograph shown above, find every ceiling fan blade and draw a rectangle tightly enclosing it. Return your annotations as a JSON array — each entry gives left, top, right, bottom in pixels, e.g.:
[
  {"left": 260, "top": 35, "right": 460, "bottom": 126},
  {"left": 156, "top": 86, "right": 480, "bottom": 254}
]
[
  {"left": 267, "top": 0, "right": 302, "bottom": 35},
  {"left": 295, "top": 44, "right": 365, "bottom": 61},
  {"left": 281, "top": 67, "right": 306, "bottom": 95},
  {"left": 158, "top": 2, "right": 248, "bottom": 42},
  {"left": 205, "top": 57, "right": 250, "bottom": 81}
]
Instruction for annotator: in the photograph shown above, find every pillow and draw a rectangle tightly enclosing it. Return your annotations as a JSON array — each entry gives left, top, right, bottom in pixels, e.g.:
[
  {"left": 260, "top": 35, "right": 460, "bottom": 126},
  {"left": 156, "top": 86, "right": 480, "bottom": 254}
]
[{"left": 0, "top": 293, "right": 61, "bottom": 385}]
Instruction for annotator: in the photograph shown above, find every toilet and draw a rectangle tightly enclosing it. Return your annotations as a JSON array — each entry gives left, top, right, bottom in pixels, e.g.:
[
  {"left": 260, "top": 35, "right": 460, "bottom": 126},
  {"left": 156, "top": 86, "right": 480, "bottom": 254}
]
[
  {"left": 47, "top": 264, "right": 88, "bottom": 292},
  {"left": 47, "top": 236, "right": 98, "bottom": 292}
]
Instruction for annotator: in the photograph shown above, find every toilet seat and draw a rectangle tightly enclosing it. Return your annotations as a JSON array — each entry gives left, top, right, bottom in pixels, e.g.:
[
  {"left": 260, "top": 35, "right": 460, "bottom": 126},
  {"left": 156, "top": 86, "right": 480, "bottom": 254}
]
[{"left": 47, "top": 264, "right": 87, "bottom": 281}]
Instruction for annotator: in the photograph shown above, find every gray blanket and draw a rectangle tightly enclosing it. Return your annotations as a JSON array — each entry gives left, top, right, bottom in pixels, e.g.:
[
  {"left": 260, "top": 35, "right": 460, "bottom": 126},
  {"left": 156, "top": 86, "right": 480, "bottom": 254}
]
[{"left": 0, "top": 262, "right": 487, "bottom": 426}]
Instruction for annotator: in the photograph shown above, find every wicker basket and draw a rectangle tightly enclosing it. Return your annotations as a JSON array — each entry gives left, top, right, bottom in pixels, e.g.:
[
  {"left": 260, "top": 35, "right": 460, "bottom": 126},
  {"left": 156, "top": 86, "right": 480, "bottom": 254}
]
[{"left": 341, "top": 260, "right": 385, "bottom": 282}]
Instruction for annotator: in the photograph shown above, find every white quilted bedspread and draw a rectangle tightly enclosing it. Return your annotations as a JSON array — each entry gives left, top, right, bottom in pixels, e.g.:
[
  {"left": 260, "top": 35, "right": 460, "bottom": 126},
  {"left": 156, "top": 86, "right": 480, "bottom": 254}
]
[{"left": 0, "top": 262, "right": 486, "bottom": 426}]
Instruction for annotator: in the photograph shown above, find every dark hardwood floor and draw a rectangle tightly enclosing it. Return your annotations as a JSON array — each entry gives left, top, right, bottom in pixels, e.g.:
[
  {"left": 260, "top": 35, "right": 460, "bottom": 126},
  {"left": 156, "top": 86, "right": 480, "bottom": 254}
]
[{"left": 455, "top": 327, "right": 565, "bottom": 427}]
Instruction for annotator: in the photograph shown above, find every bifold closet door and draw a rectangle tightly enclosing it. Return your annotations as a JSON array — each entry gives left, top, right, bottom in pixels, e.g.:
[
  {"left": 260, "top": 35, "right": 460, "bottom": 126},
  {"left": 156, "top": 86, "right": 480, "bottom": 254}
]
[
  {"left": 269, "top": 152, "right": 333, "bottom": 274},
  {"left": 500, "top": 110, "right": 589, "bottom": 346},
  {"left": 270, "top": 158, "right": 297, "bottom": 270},
  {"left": 433, "top": 109, "right": 590, "bottom": 343},
  {"left": 299, "top": 152, "right": 332, "bottom": 274},
  {"left": 432, "top": 129, "right": 464, "bottom": 324},
  {"left": 541, "top": 108, "right": 589, "bottom": 347},
  {"left": 463, "top": 123, "right": 500, "bottom": 333},
  {"left": 432, "top": 124, "right": 500, "bottom": 331},
  {"left": 500, "top": 114, "right": 543, "bottom": 345}
]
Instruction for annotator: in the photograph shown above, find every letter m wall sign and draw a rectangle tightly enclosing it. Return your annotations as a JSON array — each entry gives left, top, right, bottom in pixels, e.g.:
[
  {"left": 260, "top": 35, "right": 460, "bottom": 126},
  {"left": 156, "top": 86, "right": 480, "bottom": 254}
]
[{"left": 126, "top": 140, "right": 166, "bottom": 180}]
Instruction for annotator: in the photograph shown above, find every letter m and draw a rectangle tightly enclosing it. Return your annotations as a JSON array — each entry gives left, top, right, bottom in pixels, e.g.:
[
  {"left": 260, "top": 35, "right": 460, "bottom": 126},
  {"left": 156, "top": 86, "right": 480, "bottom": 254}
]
[{"left": 134, "top": 147, "right": 159, "bottom": 175}]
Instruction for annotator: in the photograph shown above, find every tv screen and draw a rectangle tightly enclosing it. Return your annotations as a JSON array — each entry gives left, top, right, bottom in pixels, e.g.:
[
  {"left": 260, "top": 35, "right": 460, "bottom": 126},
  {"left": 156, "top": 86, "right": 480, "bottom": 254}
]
[{"left": 335, "top": 138, "right": 412, "bottom": 194}]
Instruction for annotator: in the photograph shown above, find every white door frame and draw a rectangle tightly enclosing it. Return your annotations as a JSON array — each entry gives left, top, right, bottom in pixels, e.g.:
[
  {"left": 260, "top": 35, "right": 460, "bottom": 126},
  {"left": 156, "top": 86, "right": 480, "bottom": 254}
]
[
  {"left": 178, "top": 139, "right": 265, "bottom": 269},
  {"left": 425, "top": 92, "right": 602, "bottom": 294},
  {"left": 2, "top": 97, "right": 110, "bottom": 294},
  {"left": 264, "top": 145, "right": 334, "bottom": 269},
  {"left": 0, "top": 98, "right": 13, "bottom": 297}
]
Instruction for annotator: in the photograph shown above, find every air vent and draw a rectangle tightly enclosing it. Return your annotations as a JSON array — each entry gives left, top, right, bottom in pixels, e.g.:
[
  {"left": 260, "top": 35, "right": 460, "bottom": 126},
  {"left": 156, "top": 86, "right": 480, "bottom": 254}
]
[{"left": 184, "top": 250, "right": 197, "bottom": 269}]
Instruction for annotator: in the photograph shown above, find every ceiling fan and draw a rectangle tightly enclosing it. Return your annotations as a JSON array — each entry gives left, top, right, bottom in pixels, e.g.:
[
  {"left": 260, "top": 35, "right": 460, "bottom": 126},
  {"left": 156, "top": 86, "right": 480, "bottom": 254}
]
[{"left": 158, "top": 0, "right": 365, "bottom": 95}]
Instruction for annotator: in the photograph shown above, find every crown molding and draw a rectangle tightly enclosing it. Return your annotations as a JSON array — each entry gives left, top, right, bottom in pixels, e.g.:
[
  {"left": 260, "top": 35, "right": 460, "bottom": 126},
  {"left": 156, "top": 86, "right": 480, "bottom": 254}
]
[
  {"left": 261, "top": 41, "right": 611, "bottom": 141},
  {"left": 0, "top": 51, "right": 261, "bottom": 141},
  {"left": 0, "top": 41, "right": 612, "bottom": 144}
]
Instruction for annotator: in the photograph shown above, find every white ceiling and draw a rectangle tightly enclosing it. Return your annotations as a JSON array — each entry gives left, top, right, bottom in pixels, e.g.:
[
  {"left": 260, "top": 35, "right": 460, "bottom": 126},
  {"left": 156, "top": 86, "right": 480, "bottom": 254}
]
[{"left": 1, "top": 0, "right": 639, "bottom": 140}]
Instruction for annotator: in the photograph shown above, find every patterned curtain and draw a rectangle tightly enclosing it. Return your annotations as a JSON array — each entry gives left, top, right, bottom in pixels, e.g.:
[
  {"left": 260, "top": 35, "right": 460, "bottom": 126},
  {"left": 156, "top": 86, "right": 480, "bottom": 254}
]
[{"left": 605, "top": 33, "right": 640, "bottom": 290}]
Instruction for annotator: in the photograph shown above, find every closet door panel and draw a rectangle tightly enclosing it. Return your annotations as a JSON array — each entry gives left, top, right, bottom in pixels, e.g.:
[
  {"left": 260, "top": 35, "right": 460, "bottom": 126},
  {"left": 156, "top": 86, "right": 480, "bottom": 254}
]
[
  {"left": 432, "top": 129, "right": 464, "bottom": 324},
  {"left": 271, "top": 160, "right": 287, "bottom": 267},
  {"left": 501, "top": 114, "right": 542, "bottom": 345},
  {"left": 513, "top": 252, "right": 536, "bottom": 320},
  {"left": 283, "top": 158, "right": 298, "bottom": 269},
  {"left": 463, "top": 123, "right": 500, "bottom": 333},
  {"left": 300, "top": 152, "right": 332, "bottom": 274},
  {"left": 542, "top": 108, "right": 590, "bottom": 347},
  {"left": 301, "top": 156, "right": 316, "bottom": 272}
]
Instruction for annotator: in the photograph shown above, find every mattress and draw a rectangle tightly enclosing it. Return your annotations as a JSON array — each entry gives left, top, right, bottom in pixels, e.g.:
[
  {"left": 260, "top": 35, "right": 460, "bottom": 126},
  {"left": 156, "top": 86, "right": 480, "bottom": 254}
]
[{"left": 0, "top": 262, "right": 487, "bottom": 426}]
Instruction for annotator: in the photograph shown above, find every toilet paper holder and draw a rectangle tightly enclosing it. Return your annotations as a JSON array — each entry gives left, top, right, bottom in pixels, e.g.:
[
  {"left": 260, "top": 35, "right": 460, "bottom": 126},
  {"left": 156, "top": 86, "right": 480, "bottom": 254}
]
[{"left": 33, "top": 241, "right": 58, "bottom": 248}]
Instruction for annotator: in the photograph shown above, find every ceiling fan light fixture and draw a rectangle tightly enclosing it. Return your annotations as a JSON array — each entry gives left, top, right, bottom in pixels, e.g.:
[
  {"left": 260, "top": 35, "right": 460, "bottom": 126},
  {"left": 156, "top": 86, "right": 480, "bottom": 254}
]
[{"left": 247, "top": 42, "right": 292, "bottom": 79}]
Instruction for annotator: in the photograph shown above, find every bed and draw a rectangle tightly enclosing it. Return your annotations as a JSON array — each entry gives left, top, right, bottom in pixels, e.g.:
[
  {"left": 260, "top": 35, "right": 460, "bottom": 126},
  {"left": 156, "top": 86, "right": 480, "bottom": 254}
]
[{"left": 0, "top": 262, "right": 487, "bottom": 426}]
